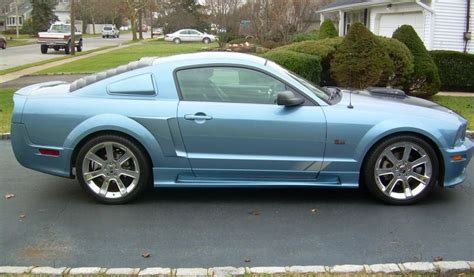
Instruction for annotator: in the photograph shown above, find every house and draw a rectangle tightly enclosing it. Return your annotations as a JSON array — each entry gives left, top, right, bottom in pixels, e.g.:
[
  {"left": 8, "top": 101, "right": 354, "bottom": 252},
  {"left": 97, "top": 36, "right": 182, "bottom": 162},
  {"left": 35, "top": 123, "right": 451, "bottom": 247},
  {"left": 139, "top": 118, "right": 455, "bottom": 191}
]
[{"left": 317, "top": 0, "right": 474, "bottom": 53}]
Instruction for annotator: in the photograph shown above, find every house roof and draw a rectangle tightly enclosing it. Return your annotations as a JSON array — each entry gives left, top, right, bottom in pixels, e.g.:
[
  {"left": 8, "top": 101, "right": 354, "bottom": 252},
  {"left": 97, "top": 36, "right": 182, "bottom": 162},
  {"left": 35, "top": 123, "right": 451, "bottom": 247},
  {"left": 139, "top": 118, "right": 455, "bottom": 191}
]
[
  {"left": 318, "top": 0, "right": 414, "bottom": 13},
  {"left": 6, "top": 1, "right": 32, "bottom": 17}
]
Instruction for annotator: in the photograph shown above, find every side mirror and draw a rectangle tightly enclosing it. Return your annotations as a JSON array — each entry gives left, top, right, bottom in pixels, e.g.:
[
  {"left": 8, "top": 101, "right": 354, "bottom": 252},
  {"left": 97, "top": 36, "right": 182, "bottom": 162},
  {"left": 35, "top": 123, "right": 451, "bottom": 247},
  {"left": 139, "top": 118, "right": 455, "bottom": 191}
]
[{"left": 277, "top": 91, "right": 305, "bottom": 107}]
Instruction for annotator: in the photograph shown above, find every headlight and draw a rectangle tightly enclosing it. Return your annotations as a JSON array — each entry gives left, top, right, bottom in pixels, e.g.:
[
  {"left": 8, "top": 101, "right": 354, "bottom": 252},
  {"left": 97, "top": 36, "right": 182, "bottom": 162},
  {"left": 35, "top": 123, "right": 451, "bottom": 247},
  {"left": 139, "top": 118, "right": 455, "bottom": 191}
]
[{"left": 454, "top": 123, "right": 467, "bottom": 147}]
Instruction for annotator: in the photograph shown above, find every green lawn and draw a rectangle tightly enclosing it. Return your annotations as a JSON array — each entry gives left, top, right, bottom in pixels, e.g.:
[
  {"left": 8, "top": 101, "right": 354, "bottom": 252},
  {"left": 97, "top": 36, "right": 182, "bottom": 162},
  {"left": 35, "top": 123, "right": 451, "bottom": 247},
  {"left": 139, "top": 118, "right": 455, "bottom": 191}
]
[
  {"left": 0, "top": 88, "right": 15, "bottom": 133},
  {"left": 38, "top": 41, "right": 218, "bottom": 74},
  {"left": 431, "top": 95, "right": 474, "bottom": 129},
  {"left": 6, "top": 38, "right": 35, "bottom": 47}
]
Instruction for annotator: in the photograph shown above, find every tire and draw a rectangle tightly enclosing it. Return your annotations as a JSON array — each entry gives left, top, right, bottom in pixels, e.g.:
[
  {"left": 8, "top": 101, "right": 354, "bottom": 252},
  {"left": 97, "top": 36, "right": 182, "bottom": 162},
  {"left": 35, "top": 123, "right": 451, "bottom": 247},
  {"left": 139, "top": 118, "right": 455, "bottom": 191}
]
[
  {"left": 76, "top": 40, "right": 82, "bottom": 52},
  {"left": 173, "top": 38, "right": 181, "bottom": 44},
  {"left": 76, "top": 134, "right": 151, "bottom": 204},
  {"left": 203, "top": 37, "right": 211, "bottom": 44},
  {"left": 363, "top": 135, "right": 439, "bottom": 205},
  {"left": 41, "top": 45, "right": 48, "bottom": 54},
  {"left": 64, "top": 43, "right": 70, "bottom": 54},
  {"left": 102, "top": 35, "right": 105, "bottom": 38},
  {"left": 117, "top": 34, "right": 119, "bottom": 38}
]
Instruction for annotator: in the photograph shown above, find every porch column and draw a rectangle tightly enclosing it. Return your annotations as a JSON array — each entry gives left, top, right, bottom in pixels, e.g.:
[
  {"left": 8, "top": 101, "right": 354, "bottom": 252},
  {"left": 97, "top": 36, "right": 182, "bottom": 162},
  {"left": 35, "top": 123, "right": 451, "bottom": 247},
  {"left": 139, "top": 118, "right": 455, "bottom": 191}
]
[
  {"left": 338, "top": 10, "right": 345, "bottom": 36},
  {"left": 320, "top": 13, "right": 325, "bottom": 24}
]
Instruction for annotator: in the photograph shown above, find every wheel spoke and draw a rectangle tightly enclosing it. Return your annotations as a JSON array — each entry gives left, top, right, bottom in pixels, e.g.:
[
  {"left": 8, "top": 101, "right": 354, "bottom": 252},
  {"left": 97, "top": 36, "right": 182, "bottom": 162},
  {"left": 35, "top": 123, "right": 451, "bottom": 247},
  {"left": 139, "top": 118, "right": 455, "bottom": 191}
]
[
  {"left": 105, "top": 143, "right": 115, "bottom": 161},
  {"left": 115, "top": 178, "right": 127, "bottom": 195},
  {"left": 99, "top": 179, "right": 110, "bottom": 196},
  {"left": 85, "top": 170, "right": 105, "bottom": 181},
  {"left": 376, "top": 168, "right": 395, "bottom": 177},
  {"left": 383, "top": 149, "right": 399, "bottom": 165},
  {"left": 402, "top": 145, "right": 412, "bottom": 161},
  {"left": 385, "top": 177, "right": 398, "bottom": 194},
  {"left": 409, "top": 172, "right": 429, "bottom": 184},
  {"left": 117, "top": 152, "right": 132, "bottom": 165},
  {"left": 86, "top": 152, "right": 105, "bottom": 166},
  {"left": 119, "top": 169, "right": 139, "bottom": 179},
  {"left": 402, "top": 180, "right": 413, "bottom": 198},
  {"left": 410, "top": 155, "right": 428, "bottom": 169}
]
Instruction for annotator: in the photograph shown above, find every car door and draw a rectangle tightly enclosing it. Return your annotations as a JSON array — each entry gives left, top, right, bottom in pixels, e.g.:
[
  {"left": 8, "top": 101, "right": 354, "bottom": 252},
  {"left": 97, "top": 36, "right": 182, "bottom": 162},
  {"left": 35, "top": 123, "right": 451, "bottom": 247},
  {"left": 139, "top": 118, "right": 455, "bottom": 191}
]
[
  {"left": 175, "top": 66, "right": 327, "bottom": 180},
  {"left": 179, "top": 30, "right": 190, "bottom": 41},
  {"left": 188, "top": 30, "right": 202, "bottom": 42}
]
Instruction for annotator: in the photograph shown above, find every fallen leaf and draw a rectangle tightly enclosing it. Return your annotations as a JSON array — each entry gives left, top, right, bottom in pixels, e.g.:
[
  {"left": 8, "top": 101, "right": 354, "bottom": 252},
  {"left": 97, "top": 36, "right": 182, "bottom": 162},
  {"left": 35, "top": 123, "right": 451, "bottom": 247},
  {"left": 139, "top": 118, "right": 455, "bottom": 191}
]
[
  {"left": 4, "top": 193, "right": 14, "bottom": 199},
  {"left": 244, "top": 259, "right": 251, "bottom": 263},
  {"left": 311, "top": 208, "right": 319, "bottom": 213},
  {"left": 433, "top": 256, "right": 443, "bottom": 262},
  {"left": 248, "top": 209, "right": 260, "bottom": 216},
  {"left": 142, "top": 251, "right": 151, "bottom": 258},
  {"left": 19, "top": 214, "right": 26, "bottom": 219}
]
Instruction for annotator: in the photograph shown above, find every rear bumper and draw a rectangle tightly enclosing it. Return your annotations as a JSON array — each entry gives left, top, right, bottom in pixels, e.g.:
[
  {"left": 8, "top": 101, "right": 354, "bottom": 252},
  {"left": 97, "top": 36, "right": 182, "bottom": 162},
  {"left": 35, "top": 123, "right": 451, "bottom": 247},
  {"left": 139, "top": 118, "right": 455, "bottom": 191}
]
[
  {"left": 11, "top": 123, "right": 73, "bottom": 178},
  {"left": 442, "top": 137, "right": 474, "bottom": 187}
]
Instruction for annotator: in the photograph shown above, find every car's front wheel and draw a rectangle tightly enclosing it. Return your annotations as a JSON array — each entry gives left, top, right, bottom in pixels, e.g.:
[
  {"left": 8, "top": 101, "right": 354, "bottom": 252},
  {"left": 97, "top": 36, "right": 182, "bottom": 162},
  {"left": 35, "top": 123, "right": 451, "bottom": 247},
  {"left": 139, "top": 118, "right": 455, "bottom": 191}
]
[
  {"left": 203, "top": 37, "right": 211, "bottom": 44},
  {"left": 76, "top": 135, "right": 151, "bottom": 204},
  {"left": 173, "top": 38, "right": 181, "bottom": 44},
  {"left": 363, "top": 135, "right": 439, "bottom": 205}
]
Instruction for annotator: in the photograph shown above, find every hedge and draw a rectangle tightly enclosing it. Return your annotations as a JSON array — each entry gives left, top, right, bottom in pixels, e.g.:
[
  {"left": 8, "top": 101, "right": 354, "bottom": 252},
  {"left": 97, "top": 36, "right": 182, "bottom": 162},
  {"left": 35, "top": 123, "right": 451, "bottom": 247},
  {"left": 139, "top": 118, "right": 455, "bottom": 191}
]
[
  {"left": 276, "top": 37, "right": 343, "bottom": 86},
  {"left": 430, "top": 50, "right": 474, "bottom": 92},
  {"left": 319, "top": 19, "right": 338, "bottom": 39},
  {"left": 263, "top": 50, "right": 322, "bottom": 84},
  {"left": 377, "top": 37, "right": 414, "bottom": 88},
  {"left": 392, "top": 25, "right": 440, "bottom": 97}
]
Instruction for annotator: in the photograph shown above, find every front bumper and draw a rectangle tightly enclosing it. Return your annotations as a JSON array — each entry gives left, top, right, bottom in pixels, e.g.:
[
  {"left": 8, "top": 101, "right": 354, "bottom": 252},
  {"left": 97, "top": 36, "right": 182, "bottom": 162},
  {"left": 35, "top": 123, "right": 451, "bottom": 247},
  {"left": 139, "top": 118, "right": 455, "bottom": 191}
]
[
  {"left": 442, "top": 137, "right": 474, "bottom": 187},
  {"left": 11, "top": 123, "right": 73, "bottom": 178}
]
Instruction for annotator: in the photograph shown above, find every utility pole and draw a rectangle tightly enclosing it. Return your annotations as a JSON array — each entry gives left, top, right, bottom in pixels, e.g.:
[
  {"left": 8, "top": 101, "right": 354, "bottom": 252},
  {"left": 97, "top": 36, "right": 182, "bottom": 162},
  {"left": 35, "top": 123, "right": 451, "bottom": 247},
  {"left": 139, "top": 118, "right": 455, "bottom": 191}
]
[
  {"left": 70, "top": 0, "right": 76, "bottom": 55},
  {"left": 14, "top": 0, "right": 19, "bottom": 39}
]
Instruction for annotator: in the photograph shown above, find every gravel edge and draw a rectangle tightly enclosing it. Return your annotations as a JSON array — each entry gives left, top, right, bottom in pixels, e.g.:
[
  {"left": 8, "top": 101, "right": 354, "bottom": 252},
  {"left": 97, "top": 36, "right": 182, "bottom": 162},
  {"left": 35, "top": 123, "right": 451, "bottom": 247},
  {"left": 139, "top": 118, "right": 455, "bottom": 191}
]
[{"left": 0, "top": 261, "right": 473, "bottom": 276}]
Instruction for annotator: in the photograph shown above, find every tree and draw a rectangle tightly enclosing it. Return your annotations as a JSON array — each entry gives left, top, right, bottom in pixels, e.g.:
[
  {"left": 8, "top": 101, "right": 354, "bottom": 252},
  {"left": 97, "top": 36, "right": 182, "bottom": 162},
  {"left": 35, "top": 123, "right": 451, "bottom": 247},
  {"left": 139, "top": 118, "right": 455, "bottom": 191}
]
[
  {"left": 205, "top": 0, "right": 241, "bottom": 34},
  {"left": 330, "top": 22, "right": 389, "bottom": 89},
  {"left": 319, "top": 19, "right": 337, "bottom": 39},
  {"left": 392, "top": 25, "right": 441, "bottom": 97},
  {"left": 31, "top": 0, "right": 58, "bottom": 34},
  {"left": 155, "top": 0, "right": 209, "bottom": 34}
]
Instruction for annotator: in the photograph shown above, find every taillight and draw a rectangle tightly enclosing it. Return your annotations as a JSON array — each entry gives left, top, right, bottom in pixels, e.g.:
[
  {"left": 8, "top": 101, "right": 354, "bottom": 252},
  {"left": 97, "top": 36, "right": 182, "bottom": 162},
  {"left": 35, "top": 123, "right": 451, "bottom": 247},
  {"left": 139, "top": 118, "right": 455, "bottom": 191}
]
[
  {"left": 64, "top": 35, "right": 70, "bottom": 39},
  {"left": 39, "top": 149, "right": 60, "bottom": 156}
]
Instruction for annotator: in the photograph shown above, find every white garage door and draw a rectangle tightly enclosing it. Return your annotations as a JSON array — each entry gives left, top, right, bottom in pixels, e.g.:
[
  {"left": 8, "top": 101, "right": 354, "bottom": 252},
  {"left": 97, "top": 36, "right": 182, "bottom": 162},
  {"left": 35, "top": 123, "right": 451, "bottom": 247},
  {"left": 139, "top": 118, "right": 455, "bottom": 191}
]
[{"left": 378, "top": 12, "right": 424, "bottom": 38}]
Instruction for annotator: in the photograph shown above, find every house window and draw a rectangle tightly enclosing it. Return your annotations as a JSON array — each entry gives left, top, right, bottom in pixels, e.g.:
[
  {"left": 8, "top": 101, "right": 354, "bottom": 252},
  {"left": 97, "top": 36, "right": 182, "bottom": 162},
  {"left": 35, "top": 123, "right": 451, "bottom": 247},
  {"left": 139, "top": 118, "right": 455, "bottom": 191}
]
[{"left": 344, "top": 9, "right": 368, "bottom": 34}]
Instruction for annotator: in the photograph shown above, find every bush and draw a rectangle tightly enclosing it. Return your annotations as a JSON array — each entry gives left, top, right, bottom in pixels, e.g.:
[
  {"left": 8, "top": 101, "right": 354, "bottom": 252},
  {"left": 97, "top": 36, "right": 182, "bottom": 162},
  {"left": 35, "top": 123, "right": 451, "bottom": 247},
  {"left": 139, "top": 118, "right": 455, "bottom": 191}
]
[
  {"left": 331, "top": 23, "right": 389, "bottom": 89},
  {"left": 430, "top": 50, "right": 474, "bottom": 92},
  {"left": 392, "top": 25, "right": 440, "bottom": 97},
  {"left": 377, "top": 37, "right": 414, "bottom": 88},
  {"left": 319, "top": 19, "right": 338, "bottom": 40},
  {"left": 260, "top": 40, "right": 288, "bottom": 49},
  {"left": 217, "top": 31, "right": 233, "bottom": 48},
  {"left": 263, "top": 50, "right": 322, "bottom": 84},
  {"left": 276, "top": 37, "right": 343, "bottom": 86},
  {"left": 292, "top": 30, "right": 319, "bottom": 42}
]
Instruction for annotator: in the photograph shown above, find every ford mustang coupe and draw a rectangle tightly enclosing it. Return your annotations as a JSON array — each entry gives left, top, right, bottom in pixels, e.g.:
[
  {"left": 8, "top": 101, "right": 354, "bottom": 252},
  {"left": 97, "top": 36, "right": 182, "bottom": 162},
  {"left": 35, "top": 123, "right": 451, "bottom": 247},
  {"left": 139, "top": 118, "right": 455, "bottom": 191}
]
[{"left": 11, "top": 53, "right": 473, "bottom": 204}]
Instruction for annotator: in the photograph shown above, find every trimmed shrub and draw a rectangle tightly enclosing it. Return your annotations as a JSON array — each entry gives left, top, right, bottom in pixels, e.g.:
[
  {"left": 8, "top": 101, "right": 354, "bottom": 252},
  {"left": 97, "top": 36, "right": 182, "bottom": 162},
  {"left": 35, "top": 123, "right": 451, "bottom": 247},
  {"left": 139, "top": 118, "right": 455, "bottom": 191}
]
[
  {"left": 377, "top": 37, "right": 414, "bottom": 88},
  {"left": 430, "top": 50, "right": 474, "bottom": 92},
  {"left": 276, "top": 37, "right": 343, "bottom": 86},
  {"left": 260, "top": 40, "right": 288, "bottom": 49},
  {"left": 392, "top": 25, "right": 440, "bottom": 97},
  {"left": 330, "top": 23, "right": 389, "bottom": 89},
  {"left": 263, "top": 50, "right": 322, "bottom": 84},
  {"left": 319, "top": 19, "right": 338, "bottom": 39},
  {"left": 292, "top": 30, "right": 319, "bottom": 42}
]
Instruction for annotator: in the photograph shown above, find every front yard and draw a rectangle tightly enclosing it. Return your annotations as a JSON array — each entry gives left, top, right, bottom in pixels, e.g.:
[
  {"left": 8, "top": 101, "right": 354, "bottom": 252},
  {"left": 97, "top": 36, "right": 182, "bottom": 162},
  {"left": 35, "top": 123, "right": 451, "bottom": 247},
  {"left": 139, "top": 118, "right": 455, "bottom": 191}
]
[
  {"left": 38, "top": 40, "right": 218, "bottom": 74},
  {"left": 0, "top": 87, "right": 472, "bottom": 133}
]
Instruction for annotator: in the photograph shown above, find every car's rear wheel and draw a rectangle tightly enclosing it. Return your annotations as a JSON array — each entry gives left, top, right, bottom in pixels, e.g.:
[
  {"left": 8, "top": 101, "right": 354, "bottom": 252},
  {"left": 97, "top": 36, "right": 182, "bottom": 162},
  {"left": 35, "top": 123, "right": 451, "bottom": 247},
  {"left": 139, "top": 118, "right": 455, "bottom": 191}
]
[
  {"left": 363, "top": 135, "right": 439, "bottom": 205},
  {"left": 41, "top": 45, "right": 48, "bottom": 54},
  {"left": 203, "top": 37, "right": 211, "bottom": 44},
  {"left": 173, "top": 38, "right": 181, "bottom": 44},
  {"left": 76, "top": 135, "right": 151, "bottom": 204}
]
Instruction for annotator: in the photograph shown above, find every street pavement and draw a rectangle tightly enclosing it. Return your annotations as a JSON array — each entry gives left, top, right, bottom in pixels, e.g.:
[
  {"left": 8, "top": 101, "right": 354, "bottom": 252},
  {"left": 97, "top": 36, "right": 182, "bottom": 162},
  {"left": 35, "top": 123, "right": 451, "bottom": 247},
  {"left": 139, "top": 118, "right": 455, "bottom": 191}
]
[
  {"left": 0, "top": 32, "right": 143, "bottom": 71},
  {"left": 0, "top": 140, "right": 473, "bottom": 268}
]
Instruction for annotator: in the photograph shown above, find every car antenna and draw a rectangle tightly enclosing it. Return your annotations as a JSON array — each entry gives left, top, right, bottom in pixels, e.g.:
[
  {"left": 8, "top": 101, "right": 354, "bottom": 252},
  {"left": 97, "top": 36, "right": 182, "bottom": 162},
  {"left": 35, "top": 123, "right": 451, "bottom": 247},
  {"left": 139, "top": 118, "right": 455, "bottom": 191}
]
[{"left": 347, "top": 89, "right": 354, "bottom": 109}]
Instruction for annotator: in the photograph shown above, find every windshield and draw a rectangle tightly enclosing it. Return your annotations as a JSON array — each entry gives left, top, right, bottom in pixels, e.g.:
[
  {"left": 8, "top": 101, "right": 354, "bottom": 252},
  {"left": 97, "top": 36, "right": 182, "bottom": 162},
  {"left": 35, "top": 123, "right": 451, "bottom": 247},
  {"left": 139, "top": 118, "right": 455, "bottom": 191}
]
[
  {"left": 104, "top": 27, "right": 112, "bottom": 30},
  {"left": 266, "top": 61, "right": 331, "bottom": 102},
  {"left": 49, "top": 24, "right": 71, "bottom": 33}
]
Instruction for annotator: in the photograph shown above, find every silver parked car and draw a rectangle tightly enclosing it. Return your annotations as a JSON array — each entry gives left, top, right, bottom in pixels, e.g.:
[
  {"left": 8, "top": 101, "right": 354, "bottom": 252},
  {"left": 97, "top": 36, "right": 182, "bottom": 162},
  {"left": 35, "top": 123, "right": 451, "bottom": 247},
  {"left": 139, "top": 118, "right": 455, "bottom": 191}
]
[
  {"left": 102, "top": 25, "right": 119, "bottom": 38},
  {"left": 164, "top": 29, "right": 216, "bottom": 44}
]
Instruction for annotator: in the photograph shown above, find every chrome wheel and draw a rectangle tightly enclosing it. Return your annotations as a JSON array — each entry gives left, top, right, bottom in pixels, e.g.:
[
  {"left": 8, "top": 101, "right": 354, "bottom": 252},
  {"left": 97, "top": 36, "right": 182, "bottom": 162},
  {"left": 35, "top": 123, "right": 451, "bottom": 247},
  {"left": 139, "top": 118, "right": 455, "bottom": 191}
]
[
  {"left": 81, "top": 142, "right": 140, "bottom": 199},
  {"left": 374, "top": 142, "right": 432, "bottom": 200}
]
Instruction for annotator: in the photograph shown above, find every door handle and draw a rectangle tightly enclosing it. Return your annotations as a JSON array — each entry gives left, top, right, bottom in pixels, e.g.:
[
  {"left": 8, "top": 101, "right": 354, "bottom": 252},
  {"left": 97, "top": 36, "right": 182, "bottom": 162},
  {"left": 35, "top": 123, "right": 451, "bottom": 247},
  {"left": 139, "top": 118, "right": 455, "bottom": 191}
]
[{"left": 184, "top": 113, "right": 213, "bottom": 121}]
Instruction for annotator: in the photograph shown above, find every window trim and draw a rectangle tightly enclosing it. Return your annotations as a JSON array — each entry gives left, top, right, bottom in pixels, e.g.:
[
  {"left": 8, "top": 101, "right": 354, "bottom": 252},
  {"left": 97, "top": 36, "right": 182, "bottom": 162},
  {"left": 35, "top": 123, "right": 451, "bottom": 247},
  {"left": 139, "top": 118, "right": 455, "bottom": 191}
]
[{"left": 173, "top": 64, "right": 318, "bottom": 106}]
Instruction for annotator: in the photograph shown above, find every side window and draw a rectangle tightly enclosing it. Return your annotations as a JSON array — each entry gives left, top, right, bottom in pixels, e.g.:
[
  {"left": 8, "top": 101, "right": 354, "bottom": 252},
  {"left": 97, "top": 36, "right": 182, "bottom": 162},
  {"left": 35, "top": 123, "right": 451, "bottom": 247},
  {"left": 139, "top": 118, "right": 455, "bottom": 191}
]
[
  {"left": 179, "top": 30, "right": 188, "bottom": 35},
  {"left": 107, "top": 73, "right": 156, "bottom": 96},
  {"left": 176, "top": 67, "right": 290, "bottom": 104}
]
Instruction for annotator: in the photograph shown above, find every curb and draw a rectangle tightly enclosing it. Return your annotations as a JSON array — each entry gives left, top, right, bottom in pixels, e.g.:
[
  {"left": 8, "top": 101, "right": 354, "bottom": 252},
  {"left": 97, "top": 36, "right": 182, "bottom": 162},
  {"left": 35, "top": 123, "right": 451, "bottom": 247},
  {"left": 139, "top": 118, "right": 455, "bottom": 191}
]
[
  {"left": 1, "top": 131, "right": 473, "bottom": 141},
  {"left": 0, "top": 261, "right": 473, "bottom": 276}
]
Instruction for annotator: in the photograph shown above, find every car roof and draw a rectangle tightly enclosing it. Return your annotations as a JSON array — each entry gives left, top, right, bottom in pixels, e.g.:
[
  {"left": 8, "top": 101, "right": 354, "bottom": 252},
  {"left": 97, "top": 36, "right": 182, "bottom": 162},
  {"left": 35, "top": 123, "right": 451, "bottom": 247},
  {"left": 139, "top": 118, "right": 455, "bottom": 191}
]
[{"left": 153, "top": 52, "right": 266, "bottom": 66}]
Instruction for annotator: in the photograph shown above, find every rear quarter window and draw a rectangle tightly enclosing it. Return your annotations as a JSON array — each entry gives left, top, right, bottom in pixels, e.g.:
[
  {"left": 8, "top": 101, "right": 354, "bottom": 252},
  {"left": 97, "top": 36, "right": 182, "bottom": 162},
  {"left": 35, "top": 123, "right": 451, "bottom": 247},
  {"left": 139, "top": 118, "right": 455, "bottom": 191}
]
[{"left": 107, "top": 74, "right": 156, "bottom": 96}]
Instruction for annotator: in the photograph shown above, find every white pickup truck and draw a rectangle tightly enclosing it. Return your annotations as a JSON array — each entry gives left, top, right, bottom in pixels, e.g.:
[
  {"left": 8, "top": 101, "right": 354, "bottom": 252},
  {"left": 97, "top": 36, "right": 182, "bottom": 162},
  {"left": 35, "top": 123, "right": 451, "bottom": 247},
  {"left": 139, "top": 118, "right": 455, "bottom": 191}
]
[{"left": 38, "top": 22, "right": 82, "bottom": 54}]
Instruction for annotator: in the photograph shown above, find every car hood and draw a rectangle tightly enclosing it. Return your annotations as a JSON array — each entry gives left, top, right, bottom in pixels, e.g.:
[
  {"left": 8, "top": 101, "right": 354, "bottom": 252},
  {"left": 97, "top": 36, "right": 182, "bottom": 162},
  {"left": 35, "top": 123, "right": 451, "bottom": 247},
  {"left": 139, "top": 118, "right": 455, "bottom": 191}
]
[{"left": 337, "top": 89, "right": 465, "bottom": 121}]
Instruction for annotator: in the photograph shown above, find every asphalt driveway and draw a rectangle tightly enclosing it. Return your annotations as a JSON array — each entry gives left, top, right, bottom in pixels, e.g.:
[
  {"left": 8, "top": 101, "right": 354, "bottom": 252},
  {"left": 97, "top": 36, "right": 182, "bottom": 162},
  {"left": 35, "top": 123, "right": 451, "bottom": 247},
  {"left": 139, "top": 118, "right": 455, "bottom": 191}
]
[{"left": 0, "top": 140, "right": 473, "bottom": 268}]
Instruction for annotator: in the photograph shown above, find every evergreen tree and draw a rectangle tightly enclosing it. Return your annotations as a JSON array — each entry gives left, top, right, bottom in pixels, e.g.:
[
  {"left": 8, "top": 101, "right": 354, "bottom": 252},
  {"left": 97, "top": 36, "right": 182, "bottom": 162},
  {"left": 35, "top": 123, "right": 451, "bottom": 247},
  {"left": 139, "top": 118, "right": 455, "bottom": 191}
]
[{"left": 31, "top": 0, "right": 58, "bottom": 34}]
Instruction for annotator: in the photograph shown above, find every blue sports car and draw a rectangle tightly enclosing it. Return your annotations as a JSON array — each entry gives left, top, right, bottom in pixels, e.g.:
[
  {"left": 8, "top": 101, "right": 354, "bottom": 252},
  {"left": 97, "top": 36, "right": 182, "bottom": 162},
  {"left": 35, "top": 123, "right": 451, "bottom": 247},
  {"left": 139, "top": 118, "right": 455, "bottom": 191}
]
[{"left": 11, "top": 53, "right": 473, "bottom": 204}]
